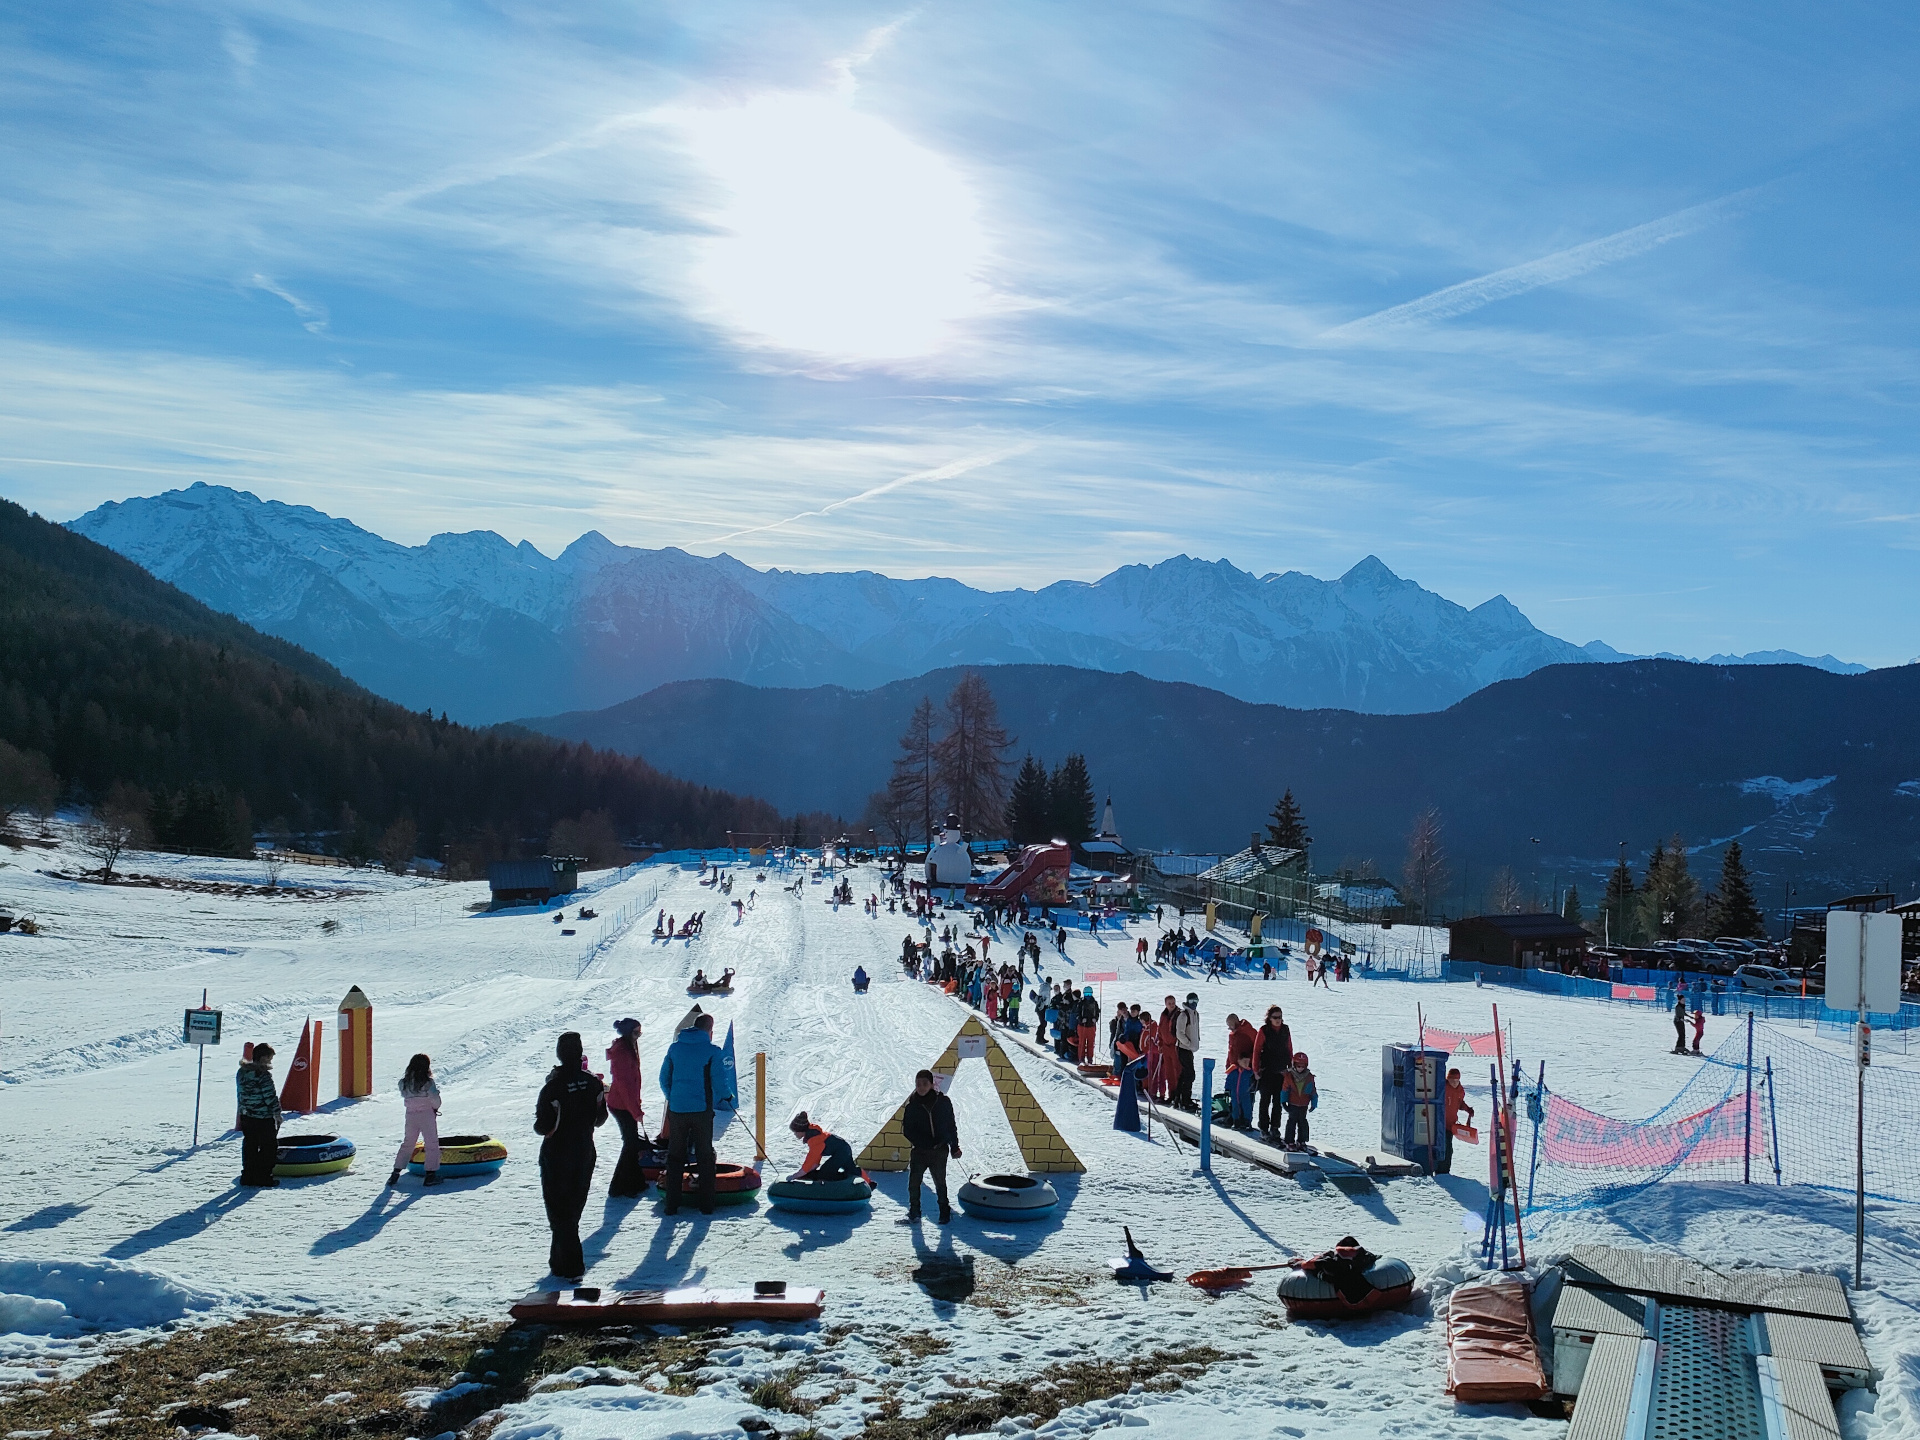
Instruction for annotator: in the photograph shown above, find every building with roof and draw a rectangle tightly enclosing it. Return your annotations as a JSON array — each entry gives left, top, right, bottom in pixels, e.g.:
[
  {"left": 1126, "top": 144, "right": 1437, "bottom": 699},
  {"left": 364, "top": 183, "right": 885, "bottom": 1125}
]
[
  {"left": 1076, "top": 795, "right": 1133, "bottom": 874},
  {"left": 487, "top": 855, "right": 582, "bottom": 909},
  {"left": 1447, "top": 913, "right": 1590, "bottom": 972}
]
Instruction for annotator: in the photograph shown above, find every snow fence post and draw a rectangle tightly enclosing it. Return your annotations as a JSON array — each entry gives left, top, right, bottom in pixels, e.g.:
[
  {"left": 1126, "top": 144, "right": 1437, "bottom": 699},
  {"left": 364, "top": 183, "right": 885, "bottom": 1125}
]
[
  {"left": 1744, "top": 1012, "right": 1754, "bottom": 1185},
  {"left": 1199, "top": 1057, "right": 1216, "bottom": 1173}
]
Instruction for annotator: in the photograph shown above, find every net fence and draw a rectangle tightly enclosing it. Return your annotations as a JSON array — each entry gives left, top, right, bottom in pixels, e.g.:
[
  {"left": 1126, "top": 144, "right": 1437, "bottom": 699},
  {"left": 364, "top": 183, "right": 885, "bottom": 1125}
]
[{"left": 1511, "top": 1020, "right": 1920, "bottom": 1212}]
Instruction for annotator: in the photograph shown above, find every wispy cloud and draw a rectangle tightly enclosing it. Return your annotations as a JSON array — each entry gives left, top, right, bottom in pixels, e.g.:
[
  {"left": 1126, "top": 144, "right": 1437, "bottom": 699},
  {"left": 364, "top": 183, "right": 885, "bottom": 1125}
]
[
  {"left": 1323, "top": 186, "right": 1774, "bottom": 339},
  {"left": 245, "top": 274, "right": 329, "bottom": 334},
  {"left": 699, "top": 442, "right": 1038, "bottom": 544}
]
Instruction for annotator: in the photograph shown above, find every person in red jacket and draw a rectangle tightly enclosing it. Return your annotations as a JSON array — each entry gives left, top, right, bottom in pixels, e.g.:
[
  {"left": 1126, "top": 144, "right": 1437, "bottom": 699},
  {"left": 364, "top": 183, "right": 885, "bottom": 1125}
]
[
  {"left": 1224, "top": 1014, "right": 1258, "bottom": 1129},
  {"left": 1251, "top": 1006, "right": 1294, "bottom": 1142},
  {"left": 605, "top": 1018, "right": 646, "bottom": 1198}
]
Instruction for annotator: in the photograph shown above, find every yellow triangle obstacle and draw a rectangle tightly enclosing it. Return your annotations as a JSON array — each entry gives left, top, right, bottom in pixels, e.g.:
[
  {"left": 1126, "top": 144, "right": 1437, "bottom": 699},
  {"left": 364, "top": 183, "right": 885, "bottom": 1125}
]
[{"left": 857, "top": 1014, "right": 1086, "bottom": 1174}]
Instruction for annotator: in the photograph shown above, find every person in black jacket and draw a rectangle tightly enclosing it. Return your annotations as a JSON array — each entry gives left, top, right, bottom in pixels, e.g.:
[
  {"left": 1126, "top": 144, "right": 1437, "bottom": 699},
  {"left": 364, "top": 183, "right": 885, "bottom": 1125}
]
[
  {"left": 533, "top": 1031, "right": 608, "bottom": 1282},
  {"left": 899, "top": 1070, "right": 961, "bottom": 1224}
]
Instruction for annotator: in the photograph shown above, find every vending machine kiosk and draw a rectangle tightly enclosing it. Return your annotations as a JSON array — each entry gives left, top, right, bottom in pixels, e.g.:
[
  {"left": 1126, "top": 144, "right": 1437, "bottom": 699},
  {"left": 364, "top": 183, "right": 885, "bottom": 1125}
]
[{"left": 1381, "top": 1044, "right": 1450, "bottom": 1173}]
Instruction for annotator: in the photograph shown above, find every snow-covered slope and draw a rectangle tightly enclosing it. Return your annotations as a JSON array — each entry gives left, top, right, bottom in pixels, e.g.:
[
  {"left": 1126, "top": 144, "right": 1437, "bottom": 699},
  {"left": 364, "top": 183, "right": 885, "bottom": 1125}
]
[{"left": 67, "top": 485, "right": 1864, "bottom": 723}]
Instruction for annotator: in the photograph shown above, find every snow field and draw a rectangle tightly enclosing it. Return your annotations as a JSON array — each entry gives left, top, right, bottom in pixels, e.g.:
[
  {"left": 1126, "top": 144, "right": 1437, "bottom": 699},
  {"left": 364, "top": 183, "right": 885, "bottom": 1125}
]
[{"left": 1, "top": 836, "right": 1916, "bottom": 1438}]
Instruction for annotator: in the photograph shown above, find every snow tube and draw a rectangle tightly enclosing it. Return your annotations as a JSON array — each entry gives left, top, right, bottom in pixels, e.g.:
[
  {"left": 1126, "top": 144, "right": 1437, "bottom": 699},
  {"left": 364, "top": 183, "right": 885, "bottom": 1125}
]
[
  {"left": 1276, "top": 1257, "right": 1416, "bottom": 1320},
  {"left": 273, "top": 1133, "right": 355, "bottom": 1177},
  {"left": 641, "top": 1161, "right": 762, "bottom": 1205},
  {"left": 956, "top": 1173, "right": 1059, "bottom": 1222},
  {"left": 765, "top": 1176, "right": 874, "bottom": 1214},
  {"left": 408, "top": 1134, "right": 507, "bottom": 1178}
]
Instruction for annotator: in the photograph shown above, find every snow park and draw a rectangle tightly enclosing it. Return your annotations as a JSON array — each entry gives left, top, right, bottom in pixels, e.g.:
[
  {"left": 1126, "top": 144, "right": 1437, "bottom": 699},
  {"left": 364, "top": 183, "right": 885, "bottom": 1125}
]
[{"left": 2, "top": 819, "right": 1917, "bottom": 1440}]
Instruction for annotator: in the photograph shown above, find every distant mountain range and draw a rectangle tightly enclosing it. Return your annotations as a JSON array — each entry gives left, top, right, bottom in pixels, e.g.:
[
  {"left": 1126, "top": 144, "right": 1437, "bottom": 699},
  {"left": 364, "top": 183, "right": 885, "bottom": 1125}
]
[
  {"left": 67, "top": 484, "right": 1866, "bottom": 724},
  {"left": 524, "top": 661, "right": 1920, "bottom": 896}
]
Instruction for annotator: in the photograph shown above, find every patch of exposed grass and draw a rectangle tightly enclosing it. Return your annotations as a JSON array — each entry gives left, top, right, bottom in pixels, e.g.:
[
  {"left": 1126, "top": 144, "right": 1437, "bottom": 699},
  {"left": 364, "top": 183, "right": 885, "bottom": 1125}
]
[
  {"left": 859, "top": 1345, "right": 1228, "bottom": 1440},
  {"left": 0, "top": 1313, "right": 731, "bottom": 1440},
  {"left": 747, "top": 1377, "right": 812, "bottom": 1414}
]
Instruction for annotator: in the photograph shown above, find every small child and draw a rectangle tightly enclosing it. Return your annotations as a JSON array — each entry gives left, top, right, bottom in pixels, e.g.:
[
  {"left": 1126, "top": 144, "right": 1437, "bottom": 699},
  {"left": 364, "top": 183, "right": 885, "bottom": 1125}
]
[
  {"left": 1279, "top": 1051, "right": 1318, "bottom": 1151},
  {"left": 390, "top": 1053, "right": 442, "bottom": 1187},
  {"left": 1691, "top": 1004, "right": 1706, "bottom": 1055}
]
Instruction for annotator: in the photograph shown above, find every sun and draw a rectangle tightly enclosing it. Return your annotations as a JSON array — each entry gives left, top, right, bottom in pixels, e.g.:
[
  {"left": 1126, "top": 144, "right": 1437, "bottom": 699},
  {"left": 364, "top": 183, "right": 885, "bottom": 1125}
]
[{"left": 673, "top": 92, "right": 989, "bottom": 361}]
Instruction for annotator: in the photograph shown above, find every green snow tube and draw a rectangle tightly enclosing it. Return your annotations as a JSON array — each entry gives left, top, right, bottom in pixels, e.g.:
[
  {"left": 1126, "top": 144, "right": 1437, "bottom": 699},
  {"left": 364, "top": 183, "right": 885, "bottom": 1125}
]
[{"left": 765, "top": 1176, "right": 875, "bottom": 1214}]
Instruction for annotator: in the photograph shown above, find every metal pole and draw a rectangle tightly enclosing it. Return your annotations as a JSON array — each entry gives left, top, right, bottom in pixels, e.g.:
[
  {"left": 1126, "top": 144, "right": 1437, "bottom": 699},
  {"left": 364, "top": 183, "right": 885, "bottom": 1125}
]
[
  {"left": 1526, "top": 1062, "right": 1546, "bottom": 1213},
  {"left": 1764, "top": 1057, "right": 1782, "bottom": 1184},
  {"left": 1744, "top": 1012, "right": 1754, "bottom": 1184},
  {"left": 1199, "top": 1057, "right": 1215, "bottom": 1173},
  {"left": 191, "top": 987, "right": 207, "bottom": 1149},
  {"left": 754, "top": 1051, "right": 767, "bottom": 1162},
  {"left": 1856, "top": 917, "right": 1867, "bottom": 1289}
]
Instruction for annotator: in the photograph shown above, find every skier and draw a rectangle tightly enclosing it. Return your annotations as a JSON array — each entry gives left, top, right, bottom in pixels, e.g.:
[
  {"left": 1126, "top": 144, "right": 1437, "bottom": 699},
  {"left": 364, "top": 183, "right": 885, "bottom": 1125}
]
[
  {"left": 658, "top": 1013, "right": 731, "bottom": 1215},
  {"left": 605, "top": 1018, "right": 646, "bottom": 1199},
  {"left": 389, "top": 1053, "right": 442, "bottom": 1187},
  {"left": 533, "top": 1032, "right": 608, "bottom": 1282},
  {"left": 1076, "top": 986, "right": 1101, "bottom": 1065},
  {"left": 1280, "top": 1051, "right": 1318, "bottom": 1150},
  {"left": 1252, "top": 1006, "right": 1294, "bottom": 1142},
  {"left": 235, "top": 1043, "right": 281, "bottom": 1187},
  {"left": 1671, "top": 992, "right": 1689, "bottom": 1054},
  {"left": 1224, "top": 1014, "right": 1257, "bottom": 1129},
  {"left": 1690, "top": 1003, "right": 1706, "bottom": 1055},
  {"left": 899, "top": 1070, "right": 961, "bottom": 1225},
  {"left": 787, "top": 1113, "right": 858, "bottom": 1183},
  {"left": 1173, "top": 993, "right": 1201, "bottom": 1110}
]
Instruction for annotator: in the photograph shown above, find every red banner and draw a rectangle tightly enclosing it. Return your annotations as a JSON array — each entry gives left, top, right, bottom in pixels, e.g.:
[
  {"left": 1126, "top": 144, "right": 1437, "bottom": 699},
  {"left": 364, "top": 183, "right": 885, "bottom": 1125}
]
[
  {"left": 1539, "top": 1092, "right": 1759, "bottom": 1169},
  {"left": 1423, "top": 1027, "right": 1501, "bottom": 1057}
]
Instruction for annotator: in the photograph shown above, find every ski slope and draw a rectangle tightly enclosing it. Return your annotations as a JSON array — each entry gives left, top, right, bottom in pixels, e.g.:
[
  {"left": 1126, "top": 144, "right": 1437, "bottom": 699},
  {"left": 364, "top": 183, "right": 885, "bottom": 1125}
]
[{"left": 1, "top": 831, "right": 1916, "bottom": 1438}]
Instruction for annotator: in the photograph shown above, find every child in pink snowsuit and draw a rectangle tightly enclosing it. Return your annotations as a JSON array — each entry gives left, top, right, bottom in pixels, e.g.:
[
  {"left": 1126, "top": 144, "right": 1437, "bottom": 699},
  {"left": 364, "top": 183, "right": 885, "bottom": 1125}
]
[{"left": 389, "top": 1053, "right": 442, "bottom": 1186}]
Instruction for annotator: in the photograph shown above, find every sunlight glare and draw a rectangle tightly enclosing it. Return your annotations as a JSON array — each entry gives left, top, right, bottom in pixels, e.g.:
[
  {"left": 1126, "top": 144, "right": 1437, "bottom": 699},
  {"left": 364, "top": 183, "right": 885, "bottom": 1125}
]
[{"left": 675, "top": 93, "right": 988, "bottom": 360}]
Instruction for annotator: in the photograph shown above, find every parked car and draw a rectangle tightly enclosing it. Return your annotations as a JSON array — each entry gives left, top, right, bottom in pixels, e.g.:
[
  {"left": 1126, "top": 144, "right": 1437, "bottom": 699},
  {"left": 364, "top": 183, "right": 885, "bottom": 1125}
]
[{"left": 1732, "top": 964, "right": 1800, "bottom": 995}]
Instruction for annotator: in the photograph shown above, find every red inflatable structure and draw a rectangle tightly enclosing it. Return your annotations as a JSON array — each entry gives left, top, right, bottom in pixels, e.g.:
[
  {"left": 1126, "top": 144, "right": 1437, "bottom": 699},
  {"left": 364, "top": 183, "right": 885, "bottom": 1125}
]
[{"left": 968, "top": 843, "right": 1071, "bottom": 905}]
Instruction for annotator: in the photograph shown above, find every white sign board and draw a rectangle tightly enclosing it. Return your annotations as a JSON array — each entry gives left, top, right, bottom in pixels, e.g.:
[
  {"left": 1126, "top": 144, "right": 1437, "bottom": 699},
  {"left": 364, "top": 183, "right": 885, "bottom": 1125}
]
[
  {"left": 182, "top": 1008, "right": 223, "bottom": 1046},
  {"left": 956, "top": 1035, "right": 988, "bottom": 1061},
  {"left": 1825, "top": 911, "right": 1902, "bottom": 1014}
]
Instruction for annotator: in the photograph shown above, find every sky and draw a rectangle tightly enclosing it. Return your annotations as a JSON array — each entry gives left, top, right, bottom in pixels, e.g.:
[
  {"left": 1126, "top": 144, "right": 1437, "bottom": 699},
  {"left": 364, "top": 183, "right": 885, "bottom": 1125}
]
[{"left": 2, "top": 1, "right": 1917, "bottom": 663}]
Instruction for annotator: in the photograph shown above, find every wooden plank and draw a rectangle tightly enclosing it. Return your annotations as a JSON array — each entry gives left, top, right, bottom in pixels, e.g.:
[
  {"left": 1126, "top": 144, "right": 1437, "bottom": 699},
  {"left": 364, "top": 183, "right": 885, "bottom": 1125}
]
[{"left": 1567, "top": 1333, "right": 1649, "bottom": 1440}]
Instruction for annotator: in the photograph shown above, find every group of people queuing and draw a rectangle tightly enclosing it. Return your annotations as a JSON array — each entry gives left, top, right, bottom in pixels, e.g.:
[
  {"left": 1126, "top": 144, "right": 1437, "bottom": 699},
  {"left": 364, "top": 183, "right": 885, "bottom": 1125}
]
[{"left": 653, "top": 909, "right": 707, "bottom": 939}]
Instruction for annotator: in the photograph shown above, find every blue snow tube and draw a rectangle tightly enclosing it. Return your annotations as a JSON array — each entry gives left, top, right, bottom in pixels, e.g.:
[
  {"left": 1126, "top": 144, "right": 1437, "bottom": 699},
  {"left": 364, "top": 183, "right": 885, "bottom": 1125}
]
[
  {"left": 273, "top": 1134, "right": 355, "bottom": 1178},
  {"left": 765, "top": 1176, "right": 874, "bottom": 1214},
  {"left": 956, "top": 1173, "right": 1058, "bottom": 1222}
]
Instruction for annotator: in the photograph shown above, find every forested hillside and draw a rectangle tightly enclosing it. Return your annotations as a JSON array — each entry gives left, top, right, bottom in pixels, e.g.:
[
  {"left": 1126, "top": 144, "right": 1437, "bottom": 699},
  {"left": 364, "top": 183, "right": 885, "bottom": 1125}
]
[{"left": 0, "top": 499, "right": 786, "bottom": 862}]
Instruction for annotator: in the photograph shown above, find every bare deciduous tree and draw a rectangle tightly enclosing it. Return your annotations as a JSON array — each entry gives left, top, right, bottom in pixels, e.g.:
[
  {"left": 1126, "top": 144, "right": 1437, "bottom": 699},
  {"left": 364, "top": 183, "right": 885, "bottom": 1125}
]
[
  {"left": 377, "top": 816, "right": 419, "bottom": 875},
  {"left": 0, "top": 741, "right": 58, "bottom": 831},
  {"left": 934, "top": 673, "right": 1013, "bottom": 833},
  {"left": 889, "top": 696, "right": 939, "bottom": 844},
  {"left": 1401, "top": 807, "right": 1449, "bottom": 923},
  {"left": 81, "top": 801, "right": 148, "bottom": 883},
  {"left": 1485, "top": 865, "right": 1524, "bottom": 914},
  {"left": 262, "top": 850, "right": 286, "bottom": 889}
]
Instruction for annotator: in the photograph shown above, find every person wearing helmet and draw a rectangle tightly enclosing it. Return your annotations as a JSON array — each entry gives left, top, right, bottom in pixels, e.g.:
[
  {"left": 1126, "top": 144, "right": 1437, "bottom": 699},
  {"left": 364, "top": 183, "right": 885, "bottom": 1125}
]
[
  {"left": 1279, "top": 1051, "right": 1318, "bottom": 1151},
  {"left": 1075, "top": 986, "right": 1101, "bottom": 1066}
]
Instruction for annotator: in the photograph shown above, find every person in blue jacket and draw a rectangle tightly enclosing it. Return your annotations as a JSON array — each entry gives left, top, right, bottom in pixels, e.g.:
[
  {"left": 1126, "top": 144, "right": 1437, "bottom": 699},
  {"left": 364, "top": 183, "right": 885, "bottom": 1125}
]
[
  {"left": 852, "top": 966, "right": 870, "bottom": 993},
  {"left": 658, "top": 1014, "right": 735, "bottom": 1215}
]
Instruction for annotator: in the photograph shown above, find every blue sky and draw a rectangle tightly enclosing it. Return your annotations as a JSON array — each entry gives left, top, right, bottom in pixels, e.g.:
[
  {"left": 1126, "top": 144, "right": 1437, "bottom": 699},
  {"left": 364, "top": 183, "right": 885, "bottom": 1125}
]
[{"left": 2, "top": 1, "right": 1917, "bottom": 663}]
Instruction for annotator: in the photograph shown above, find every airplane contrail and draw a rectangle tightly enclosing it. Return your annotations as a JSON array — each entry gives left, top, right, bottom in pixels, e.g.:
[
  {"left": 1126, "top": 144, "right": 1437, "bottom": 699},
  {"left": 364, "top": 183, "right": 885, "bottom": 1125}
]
[
  {"left": 700, "top": 442, "right": 1037, "bottom": 545},
  {"left": 1324, "top": 185, "right": 1772, "bottom": 339}
]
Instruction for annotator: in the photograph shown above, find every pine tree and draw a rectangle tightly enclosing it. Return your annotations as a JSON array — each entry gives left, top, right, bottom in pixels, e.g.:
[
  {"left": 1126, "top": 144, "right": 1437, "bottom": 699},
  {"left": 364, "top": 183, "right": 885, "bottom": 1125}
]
[
  {"left": 1602, "top": 854, "right": 1637, "bottom": 944},
  {"left": 1706, "top": 841, "right": 1765, "bottom": 938},
  {"left": 1639, "top": 835, "right": 1702, "bottom": 939},
  {"left": 1004, "top": 754, "right": 1052, "bottom": 845},
  {"left": 1266, "top": 789, "right": 1310, "bottom": 850},
  {"left": 1562, "top": 884, "right": 1583, "bottom": 927},
  {"left": 1048, "top": 753, "right": 1097, "bottom": 844},
  {"left": 889, "top": 696, "right": 939, "bottom": 842},
  {"left": 933, "top": 674, "right": 1013, "bottom": 833}
]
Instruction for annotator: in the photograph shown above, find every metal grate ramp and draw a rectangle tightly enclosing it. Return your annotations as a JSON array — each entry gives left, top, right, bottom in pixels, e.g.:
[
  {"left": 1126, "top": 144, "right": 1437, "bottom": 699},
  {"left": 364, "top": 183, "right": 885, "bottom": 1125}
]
[{"left": 1649, "top": 1305, "right": 1764, "bottom": 1440}]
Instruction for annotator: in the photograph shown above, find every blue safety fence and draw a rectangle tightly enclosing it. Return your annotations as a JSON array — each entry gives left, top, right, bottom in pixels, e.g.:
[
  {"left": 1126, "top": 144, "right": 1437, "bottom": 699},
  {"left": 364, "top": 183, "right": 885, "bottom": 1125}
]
[{"left": 1512, "top": 1019, "right": 1920, "bottom": 1213}]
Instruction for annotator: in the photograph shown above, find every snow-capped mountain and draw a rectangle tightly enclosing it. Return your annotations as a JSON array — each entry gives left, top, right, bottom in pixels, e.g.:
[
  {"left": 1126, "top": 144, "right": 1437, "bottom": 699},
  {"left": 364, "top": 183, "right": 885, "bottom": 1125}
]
[{"left": 65, "top": 484, "right": 1865, "bottom": 723}]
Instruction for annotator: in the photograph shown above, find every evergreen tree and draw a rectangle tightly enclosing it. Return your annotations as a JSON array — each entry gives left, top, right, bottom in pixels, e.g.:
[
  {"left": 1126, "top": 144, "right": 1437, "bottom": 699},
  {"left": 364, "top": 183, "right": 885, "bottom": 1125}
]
[
  {"left": 933, "top": 673, "right": 1013, "bottom": 833},
  {"left": 1003, "top": 754, "right": 1052, "bottom": 845},
  {"left": 1706, "top": 841, "right": 1765, "bottom": 938},
  {"left": 1562, "top": 884, "right": 1583, "bottom": 927},
  {"left": 889, "top": 696, "right": 939, "bottom": 842},
  {"left": 1266, "top": 789, "right": 1310, "bottom": 850},
  {"left": 1640, "top": 835, "right": 1703, "bottom": 939},
  {"left": 1048, "top": 753, "right": 1097, "bottom": 844}
]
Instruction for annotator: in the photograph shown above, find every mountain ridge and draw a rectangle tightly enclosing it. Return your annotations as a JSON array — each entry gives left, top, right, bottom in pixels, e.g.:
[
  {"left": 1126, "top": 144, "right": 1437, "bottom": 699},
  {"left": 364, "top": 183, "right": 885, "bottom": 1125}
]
[{"left": 67, "top": 483, "right": 1868, "bottom": 724}]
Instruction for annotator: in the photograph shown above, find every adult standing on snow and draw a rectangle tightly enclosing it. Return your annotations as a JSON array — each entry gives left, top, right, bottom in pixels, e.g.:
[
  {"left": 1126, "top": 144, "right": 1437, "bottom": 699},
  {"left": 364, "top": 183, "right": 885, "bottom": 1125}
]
[
  {"left": 1252, "top": 1006, "right": 1293, "bottom": 1140},
  {"left": 533, "top": 1032, "right": 608, "bottom": 1282},
  {"left": 1224, "top": 1015, "right": 1258, "bottom": 1129},
  {"left": 389, "top": 1053, "right": 442, "bottom": 1187},
  {"left": 1173, "top": 994, "right": 1200, "bottom": 1110},
  {"left": 235, "top": 1043, "right": 281, "bottom": 1187},
  {"left": 1075, "top": 987, "right": 1101, "bottom": 1066},
  {"left": 605, "top": 1019, "right": 646, "bottom": 1199},
  {"left": 659, "top": 1013, "right": 733, "bottom": 1215},
  {"left": 1670, "top": 993, "right": 1689, "bottom": 1054},
  {"left": 899, "top": 1071, "right": 961, "bottom": 1224}
]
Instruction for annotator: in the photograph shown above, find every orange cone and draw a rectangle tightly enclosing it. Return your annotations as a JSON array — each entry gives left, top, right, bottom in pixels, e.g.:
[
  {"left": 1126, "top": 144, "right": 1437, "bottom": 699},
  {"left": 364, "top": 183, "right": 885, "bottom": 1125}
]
[{"left": 278, "top": 1019, "right": 323, "bottom": 1114}]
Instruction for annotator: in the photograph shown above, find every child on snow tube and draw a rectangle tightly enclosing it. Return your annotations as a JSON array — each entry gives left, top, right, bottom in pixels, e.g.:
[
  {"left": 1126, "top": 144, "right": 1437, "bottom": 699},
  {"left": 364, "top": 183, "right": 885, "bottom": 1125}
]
[{"left": 786, "top": 1113, "right": 859, "bottom": 1183}]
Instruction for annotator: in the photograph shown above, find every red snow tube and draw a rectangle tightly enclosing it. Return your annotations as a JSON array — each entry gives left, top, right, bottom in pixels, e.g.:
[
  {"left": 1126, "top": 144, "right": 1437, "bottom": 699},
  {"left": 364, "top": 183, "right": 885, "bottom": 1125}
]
[
  {"left": 639, "top": 1159, "right": 760, "bottom": 1193},
  {"left": 1277, "top": 1256, "right": 1416, "bottom": 1320}
]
